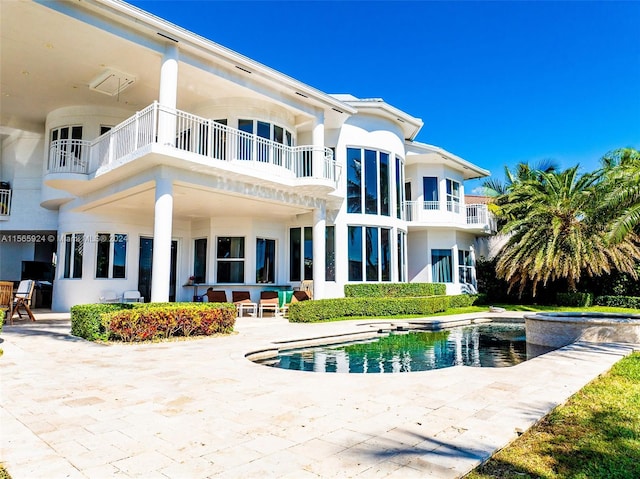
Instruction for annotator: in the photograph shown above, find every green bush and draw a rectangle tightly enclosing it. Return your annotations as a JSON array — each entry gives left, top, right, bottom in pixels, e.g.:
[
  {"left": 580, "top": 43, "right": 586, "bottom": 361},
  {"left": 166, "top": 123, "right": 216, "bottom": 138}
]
[
  {"left": 594, "top": 295, "right": 640, "bottom": 309},
  {"left": 447, "top": 294, "right": 480, "bottom": 308},
  {"left": 103, "top": 303, "right": 236, "bottom": 342},
  {"left": 288, "top": 294, "right": 478, "bottom": 323},
  {"left": 344, "top": 283, "right": 446, "bottom": 298},
  {"left": 70, "top": 303, "right": 135, "bottom": 341},
  {"left": 71, "top": 302, "right": 236, "bottom": 342},
  {"left": 556, "top": 292, "right": 594, "bottom": 307}
]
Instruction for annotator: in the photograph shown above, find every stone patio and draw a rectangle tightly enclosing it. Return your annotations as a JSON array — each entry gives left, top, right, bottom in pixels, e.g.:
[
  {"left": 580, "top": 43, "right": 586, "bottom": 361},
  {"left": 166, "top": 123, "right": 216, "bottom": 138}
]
[{"left": 1, "top": 310, "right": 636, "bottom": 478}]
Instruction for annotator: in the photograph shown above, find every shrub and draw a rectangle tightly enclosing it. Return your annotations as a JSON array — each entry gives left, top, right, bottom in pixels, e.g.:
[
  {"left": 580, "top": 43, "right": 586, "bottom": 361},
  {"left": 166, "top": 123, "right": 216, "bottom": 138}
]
[
  {"left": 70, "top": 303, "right": 135, "bottom": 341},
  {"left": 288, "top": 294, "right": 478, "bottom": 323},
  {"left": 344, "top": 283, "right": 446, "bottom": 298},
  {"left": 556, "top": 292, "right": 594, "bottom": 307},
  {"left": 102, "top": 303, "right": 236, "bottom": 342},
  {"left": 594, "top": 295, "right": 640, "bottom": 309},
  {"left": 71, "top": 302, "right": 236, "bottom": 342}
]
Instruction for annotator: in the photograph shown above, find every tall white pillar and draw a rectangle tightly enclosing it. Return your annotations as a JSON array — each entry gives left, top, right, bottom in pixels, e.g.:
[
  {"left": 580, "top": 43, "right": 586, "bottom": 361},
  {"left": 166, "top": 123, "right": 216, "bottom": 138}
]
[
  {"left": 452, "top": 243, "right": 459, "bottom": 286},
  {"left": 158, "top": 43, "right": 179, "bottom": 146},
  {"left": 312, "top": 204, "right": 326, "bottom": 299},
  {"left": 312, "top": 117, "right": 325, "bottom": 179},
  {"left": 151, "top": 175, "right": 173, "bottom": 302}
]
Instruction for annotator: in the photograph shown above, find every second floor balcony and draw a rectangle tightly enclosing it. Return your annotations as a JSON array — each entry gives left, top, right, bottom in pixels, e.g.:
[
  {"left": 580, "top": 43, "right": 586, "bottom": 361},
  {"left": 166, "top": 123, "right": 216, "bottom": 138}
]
[
  {"left": 403, "top": 200, "right": 497, "bottom": 233},
  {"left": 46, "top": 102, "right": 340, "bottom": 189}
]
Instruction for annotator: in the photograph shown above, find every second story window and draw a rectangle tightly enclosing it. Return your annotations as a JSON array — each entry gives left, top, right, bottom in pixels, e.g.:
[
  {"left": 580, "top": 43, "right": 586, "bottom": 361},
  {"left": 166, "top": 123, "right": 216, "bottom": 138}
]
[
  {"left": 238, "top": 119, "right": 294, "bottom": 162},
  {"left": 423, "top": 177, "right": 439, "bottom": 209},
  {"left": 347, "top": 147, "right": 391, "bottom": 216},
  {"left": 50, "top": 126, "right": 83, "bottom": 170},
  {"left": 446, "top": 179, "right": 461, "bottom": 213}
]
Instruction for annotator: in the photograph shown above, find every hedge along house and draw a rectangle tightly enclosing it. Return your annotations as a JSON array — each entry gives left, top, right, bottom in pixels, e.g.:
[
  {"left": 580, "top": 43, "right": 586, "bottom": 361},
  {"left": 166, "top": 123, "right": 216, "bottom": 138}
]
[{"left": 0, "top": 0, "right": 495, "bottom": 312}]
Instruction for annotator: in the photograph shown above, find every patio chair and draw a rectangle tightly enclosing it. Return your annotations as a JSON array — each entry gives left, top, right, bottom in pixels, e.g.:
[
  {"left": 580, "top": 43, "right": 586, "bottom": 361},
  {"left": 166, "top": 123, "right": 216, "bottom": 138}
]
[
  {"left": 205, "top": 289, "right": 227, "bottom": 303},
  {"left": 232, "top": 291, "right": 257, "bottom": 317},
  {"left": 299, "top": 280, "right": 313, "bottom": 299},
  {"left": 281, "top": 290, "right": 311, "bottom": 317},
  {"left": 9, "top": 279, "right": 36, "bottom": 324},
  {"left": 0, "top": 281, "right": 13, "bottom": 321},
  {"left": 99, "top": 291, "right": 120, "bottom": 303},
  {"left": 258, "top": 290, "right": 280, "bottom": 318},
  {"left": 122, "top": 290, "right": 144, "bottom": 303}
]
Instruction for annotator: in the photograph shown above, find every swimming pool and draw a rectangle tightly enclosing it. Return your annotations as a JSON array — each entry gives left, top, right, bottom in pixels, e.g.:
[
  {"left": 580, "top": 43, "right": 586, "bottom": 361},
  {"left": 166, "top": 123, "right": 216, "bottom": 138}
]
[{"left": 253, "top": 322, "right": 529, "bottom": 373}]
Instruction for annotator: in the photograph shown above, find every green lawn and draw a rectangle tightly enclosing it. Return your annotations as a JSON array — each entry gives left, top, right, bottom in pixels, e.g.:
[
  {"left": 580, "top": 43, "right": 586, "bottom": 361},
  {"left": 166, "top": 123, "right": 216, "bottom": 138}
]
[{"left": 465, "top": 352, "right": 640, "bottom": 479}]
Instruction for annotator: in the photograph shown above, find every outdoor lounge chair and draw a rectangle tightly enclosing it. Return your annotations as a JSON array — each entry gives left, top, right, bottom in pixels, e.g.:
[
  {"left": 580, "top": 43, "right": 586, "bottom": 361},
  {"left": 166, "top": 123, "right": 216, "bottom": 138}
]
[
  {"left": 9, "top": 279, "right": 36, "bottom": 324},
  {"left": 99, "top": 291, "right": 120, "bottom": 303},
  {"left": 0, "top": 281, "right": 13, "bottom": 321},
  {"left": 122, "top": 290, "right": 144, "bottom": 303},
  {"left": 232, "top": 291, "right": 257, "bottom": 317},
  {"left": 258, "top": 290, "right": 280, "bottom": 317},
  {"left": 281, "top": 290, "right": 310, "bottom": 317},
  {"left": 205, "top": 289, "right": 227, "bottom": 303}
]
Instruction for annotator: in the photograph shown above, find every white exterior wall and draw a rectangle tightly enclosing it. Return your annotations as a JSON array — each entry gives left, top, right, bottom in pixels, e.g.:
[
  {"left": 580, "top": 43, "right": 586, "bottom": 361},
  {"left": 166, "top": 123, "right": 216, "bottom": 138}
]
[
  {"left": 0, "top": 131, "right": 56, "bottom": 231},
  {"left": 1, "top": 1, "right": 491, "bottom": 311},
  {"left": 331, "top": 114, "right": 407, "bottom": 296}
]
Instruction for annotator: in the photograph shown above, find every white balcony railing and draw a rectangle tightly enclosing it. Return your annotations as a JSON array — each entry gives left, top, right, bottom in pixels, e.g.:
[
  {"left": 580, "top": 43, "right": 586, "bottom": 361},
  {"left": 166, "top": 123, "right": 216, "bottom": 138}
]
[
  {"left": 0, "top": 188, "right": 11, "bottom": 216},
  {"left": 82, "top": 102, "right": 339, "bottom": 185},
  {"left": 403, "top": 201, "right": 496, "bottom": 232},
  {"left": 48, "top": 139, "right": 91, "bottom": 174}
]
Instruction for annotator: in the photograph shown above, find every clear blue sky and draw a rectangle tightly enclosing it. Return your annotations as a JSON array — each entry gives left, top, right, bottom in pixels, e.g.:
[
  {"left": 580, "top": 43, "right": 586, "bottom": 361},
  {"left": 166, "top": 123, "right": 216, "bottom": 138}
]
[{"left": 129, "top": 0, "right": 639, "bottom": 193}]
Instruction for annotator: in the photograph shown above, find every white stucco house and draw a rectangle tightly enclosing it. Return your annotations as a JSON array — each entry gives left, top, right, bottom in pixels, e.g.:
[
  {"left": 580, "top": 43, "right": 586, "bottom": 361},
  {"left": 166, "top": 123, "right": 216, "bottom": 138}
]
[{"left": 0, "top": 0, "right": 495, "bottom": 312}]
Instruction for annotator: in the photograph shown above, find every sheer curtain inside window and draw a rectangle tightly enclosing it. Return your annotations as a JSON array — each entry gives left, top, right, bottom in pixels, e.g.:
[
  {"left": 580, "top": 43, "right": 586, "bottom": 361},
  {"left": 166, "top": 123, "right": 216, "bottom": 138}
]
[{"left": 432, "top": 249, "right": 452, "bottom": 283}]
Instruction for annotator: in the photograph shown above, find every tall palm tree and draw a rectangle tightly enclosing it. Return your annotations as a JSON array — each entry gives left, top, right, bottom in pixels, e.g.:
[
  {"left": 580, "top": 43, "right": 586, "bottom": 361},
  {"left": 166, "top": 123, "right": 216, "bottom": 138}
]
[
  {"left": 494, "top": 165, "right": 640, "bottom": 296},
  {"left": 482, "top": 160, "right": 558, "bottom": 225},
  {"left": 599, "top": 148, "right": 640, "bottom": 242}
]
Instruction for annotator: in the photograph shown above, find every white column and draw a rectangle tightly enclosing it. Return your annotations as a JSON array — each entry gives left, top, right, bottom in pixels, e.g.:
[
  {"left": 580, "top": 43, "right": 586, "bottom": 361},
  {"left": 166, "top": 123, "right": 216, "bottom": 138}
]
[
  {"left": 158, "top": 43, "right": 179, "bottom": 146},
  {"left": 312, "top": 204, "right": 326, "bottom": 299},
  {"left": 151, "top": 176, "right": 173, "bottom": 302},
  {"left": 469, "top": 245, "right": 477, "bottom": 289},
  {"left": 312, "top": 116, "right": 325, "bottom": 179},
  {"left": 452, "top": 243, "right": 459, "bottom": 286}
]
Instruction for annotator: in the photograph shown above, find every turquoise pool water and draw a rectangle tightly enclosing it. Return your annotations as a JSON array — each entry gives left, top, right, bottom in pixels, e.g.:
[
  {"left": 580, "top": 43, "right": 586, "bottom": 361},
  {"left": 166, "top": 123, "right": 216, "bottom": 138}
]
[{"left": 255, "top": 322, "right": 528, "bottom": 373}]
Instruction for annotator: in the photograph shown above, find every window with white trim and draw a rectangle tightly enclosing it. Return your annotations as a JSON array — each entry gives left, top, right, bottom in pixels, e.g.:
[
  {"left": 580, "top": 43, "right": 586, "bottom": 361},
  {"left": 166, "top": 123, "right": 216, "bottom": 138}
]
[
  {"left": 217, "top": 237, "right": 244, "bottom": 283},
  {"left": 63, "top": 233, "right": 84, "bottom": 279},
  {"left": 96, "top": 233, "right": 127, "bottom": 279}
]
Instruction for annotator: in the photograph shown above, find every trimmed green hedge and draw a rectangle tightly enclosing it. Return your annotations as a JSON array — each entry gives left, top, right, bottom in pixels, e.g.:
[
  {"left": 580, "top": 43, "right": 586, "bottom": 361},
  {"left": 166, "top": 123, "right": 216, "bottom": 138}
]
[
  {"left": 344, "top": 283, "right": 446, "bottom": 298},
  {"left": 288, "top": 294, "right": 479, "bottom": 323},
  {"left": 557, "top": 292, "right": 594, "bottom": 307},
  {"left": 594, "top": 295, "right": 640, "bottom": 309},
  {"left": 71, "top": 302, "right": 236, "bottom": 342},
  {"left": 71, "top": 303, "right": 135, "bottom": 341}
]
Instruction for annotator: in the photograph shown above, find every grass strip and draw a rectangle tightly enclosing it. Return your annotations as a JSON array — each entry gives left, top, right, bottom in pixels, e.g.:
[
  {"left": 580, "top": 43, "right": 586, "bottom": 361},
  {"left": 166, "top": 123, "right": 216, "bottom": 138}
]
[{"left": 465, "top": 352, "right": 640, "bottom": 479}]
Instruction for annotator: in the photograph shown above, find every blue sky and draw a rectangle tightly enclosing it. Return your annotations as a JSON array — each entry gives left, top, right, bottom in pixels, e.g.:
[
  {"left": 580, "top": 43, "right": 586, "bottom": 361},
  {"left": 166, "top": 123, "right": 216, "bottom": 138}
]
[{"left": 129, "top": 0, "right": 640, "bottom": 193}]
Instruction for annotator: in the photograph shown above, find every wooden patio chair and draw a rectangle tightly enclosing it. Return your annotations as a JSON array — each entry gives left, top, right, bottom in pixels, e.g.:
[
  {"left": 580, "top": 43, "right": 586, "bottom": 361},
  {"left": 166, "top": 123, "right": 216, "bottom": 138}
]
[
  {"left": 258, "top": 290, "right": 280, "bottom": 318},
  {"left": 9, "top": 279, "right": 36, "bottom": 324},
  {"left": 232, "top": 291, "right": 257, "bottom": 317},
  {"left": 205, "top": 289, "right": 227, "bottom": 303},
  {"left": 0, "top": 281, "right": 13, "bottom": 322}
]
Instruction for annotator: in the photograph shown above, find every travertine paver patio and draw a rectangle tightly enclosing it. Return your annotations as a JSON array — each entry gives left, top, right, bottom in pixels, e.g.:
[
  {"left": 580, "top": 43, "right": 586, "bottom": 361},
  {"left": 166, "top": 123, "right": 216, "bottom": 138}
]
[{"left": 1, "top": 311, "right": 636, "bottom": 479}]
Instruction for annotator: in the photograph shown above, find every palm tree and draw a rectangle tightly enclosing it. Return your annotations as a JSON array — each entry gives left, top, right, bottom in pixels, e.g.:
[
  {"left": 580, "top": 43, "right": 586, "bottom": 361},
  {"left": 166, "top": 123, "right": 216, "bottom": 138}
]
[
  {"left": 599, "top": 148, "right": 640, "bottom": 242},
  {"left": 482, "top": 160, "right": 558, "bottom": 226},
  {"left": 494, "top": 165, "right": 640, "bottom": 296}
]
